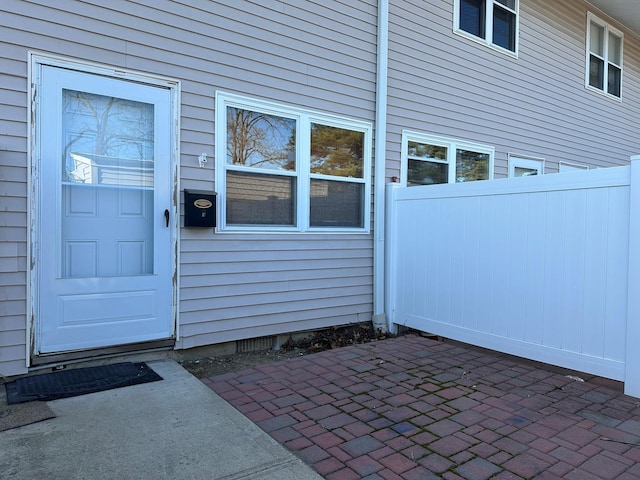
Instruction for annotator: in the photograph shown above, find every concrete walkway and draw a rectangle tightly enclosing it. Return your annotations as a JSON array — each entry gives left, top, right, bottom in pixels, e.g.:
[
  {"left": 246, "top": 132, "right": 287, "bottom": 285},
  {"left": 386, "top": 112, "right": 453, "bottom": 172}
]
[
  {"left": 203, "top": 334, "right": 640, "bottom": 480},
  {"left": 0, "top": 360, "right": 322, "bottom": 480}
]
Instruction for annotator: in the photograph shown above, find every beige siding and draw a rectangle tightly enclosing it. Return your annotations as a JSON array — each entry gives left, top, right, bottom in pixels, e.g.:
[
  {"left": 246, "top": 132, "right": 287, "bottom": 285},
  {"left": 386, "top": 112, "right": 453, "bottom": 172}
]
[
  {"left": 386, "top": 0, "right": 640, "bottom": 180},
  {"left": 4, "top": 0, "right": 639, "bottom": 375},
  {"left": 1, "top": 15, "right": 29, "bottom": 374},
  {"left": 178, "top": 235, "right": 373, "bottom": 348},
  {"left": 0, "top": 0, "right": 377, "bottom": 374}
]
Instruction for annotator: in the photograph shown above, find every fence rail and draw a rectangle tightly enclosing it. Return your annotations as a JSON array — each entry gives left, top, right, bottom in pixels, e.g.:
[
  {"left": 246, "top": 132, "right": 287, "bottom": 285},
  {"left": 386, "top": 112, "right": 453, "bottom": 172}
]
[{"left": 386, "top": 156, "right": 640, "bottom": 396}]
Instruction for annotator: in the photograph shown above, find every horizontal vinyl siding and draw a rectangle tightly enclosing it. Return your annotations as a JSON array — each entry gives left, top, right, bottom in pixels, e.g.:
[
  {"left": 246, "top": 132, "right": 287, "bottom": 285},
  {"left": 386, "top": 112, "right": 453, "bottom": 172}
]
[
  {"left": 3, "top": 0, "right": 377, "bottom": 112},
  {"left": 170, "top": 0, "right": 378, "bottom": 349},
  {"left": 386, "top": 0, "right": 640, "bottom": 180},
  {"left": 0, "top": 17, "right": 29, "bottom": 374},
  {"left": 0, "top": 0, "right": 377, "bottom": 368},
  {"left": 177, "top": 234, "right": 374, "bottom": 349}
]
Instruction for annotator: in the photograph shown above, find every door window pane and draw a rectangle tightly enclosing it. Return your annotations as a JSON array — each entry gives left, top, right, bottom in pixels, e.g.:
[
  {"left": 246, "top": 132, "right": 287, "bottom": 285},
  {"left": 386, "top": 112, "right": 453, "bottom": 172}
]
[
  {"left": 62, "top": 90, "right": 154, "bottom": 187},
  {"left": 226, "top": 107, "right": 296, "bottom": 171},
  {"left": 60, "top": 90, "right": 155, "bottom": 278},
  {"left": 310, "top": 123, "right": 364, "bottom": 178},
  {"left": 226, "top": 170, "right": 295, "bottom": 225},
  {"left": 310, "top": 179, "right": 363, "bottom": 228}
]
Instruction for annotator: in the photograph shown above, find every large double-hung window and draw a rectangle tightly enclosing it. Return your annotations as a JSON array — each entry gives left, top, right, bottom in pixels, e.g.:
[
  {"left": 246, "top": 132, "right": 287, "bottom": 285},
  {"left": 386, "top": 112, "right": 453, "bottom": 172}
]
[
  {"left": 454, "top": 0, "right": 519, "bottom": 54},
  {"left": 586, "top": 13, "right": 623, "bottom": 99},
  {"left": 216, "top": 93, "right": 372, "bottom": 232},
  {"left": 402, "top": 132, "right": 494, "bottom": 186}
]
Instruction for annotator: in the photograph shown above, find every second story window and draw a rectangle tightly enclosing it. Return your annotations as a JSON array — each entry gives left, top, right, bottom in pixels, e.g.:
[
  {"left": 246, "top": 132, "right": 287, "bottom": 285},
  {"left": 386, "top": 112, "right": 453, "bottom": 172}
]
[
  {"left": 455, "top": 0, "right": 518, "bottom": 54},
  {"left": 586, "top": 13, "right": 623, "bottom": 99}
]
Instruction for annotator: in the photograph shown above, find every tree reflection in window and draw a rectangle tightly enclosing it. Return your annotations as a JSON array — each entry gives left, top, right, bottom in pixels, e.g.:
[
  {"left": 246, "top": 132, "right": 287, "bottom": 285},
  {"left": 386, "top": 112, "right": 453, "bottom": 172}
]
[
  {"left": 456, "top": 149, "right": 490, "bottom": 182},
  {"left": 220, "top": 94, "right": 371, "bottom": 230},
  {"left": 407, "top": 142, "right": 448, "bottom": 186},
  {"left": 62, "top": 90, "right": 154, "bottom": 186},
  {"left": 226, "top": 107, "right": 296, "bottom": 171},
  {"left": 405, "top": 137, "right": 492, "bottom": 186},
  {"left": 310, "top": 124, "right": 364, "bottom": 178}
]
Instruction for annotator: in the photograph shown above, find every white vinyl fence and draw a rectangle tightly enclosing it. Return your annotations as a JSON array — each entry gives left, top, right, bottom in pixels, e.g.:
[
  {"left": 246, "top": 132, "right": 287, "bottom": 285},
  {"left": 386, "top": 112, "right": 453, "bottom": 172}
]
[{"left": 386, "top": 156, "right": 640, "bottom": 397}]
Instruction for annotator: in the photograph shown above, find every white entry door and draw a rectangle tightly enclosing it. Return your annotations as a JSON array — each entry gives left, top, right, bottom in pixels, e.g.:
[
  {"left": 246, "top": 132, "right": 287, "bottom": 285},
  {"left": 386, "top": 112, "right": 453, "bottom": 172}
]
[{"left": 35, "top": 64, "right": 176, "bottom": 354}]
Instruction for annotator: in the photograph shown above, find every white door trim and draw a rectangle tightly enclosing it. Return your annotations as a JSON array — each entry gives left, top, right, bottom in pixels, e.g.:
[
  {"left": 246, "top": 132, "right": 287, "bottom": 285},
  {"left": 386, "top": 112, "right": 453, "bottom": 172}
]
[{"left": 27, "top": 52, "right": 181, "bottom": 366}]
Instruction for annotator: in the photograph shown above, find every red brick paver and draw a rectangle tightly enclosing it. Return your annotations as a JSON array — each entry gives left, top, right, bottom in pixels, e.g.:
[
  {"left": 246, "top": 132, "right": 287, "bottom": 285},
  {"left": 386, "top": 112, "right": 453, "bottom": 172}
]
[{"left": 203, "top": 334, "right": 640, "bottom": 479}]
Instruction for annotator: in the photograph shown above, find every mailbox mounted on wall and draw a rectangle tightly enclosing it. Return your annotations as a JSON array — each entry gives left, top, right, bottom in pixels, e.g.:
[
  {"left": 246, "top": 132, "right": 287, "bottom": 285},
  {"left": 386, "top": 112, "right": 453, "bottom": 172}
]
[{"left": 184, "top": 189, "right": 216, "bottom": 228}]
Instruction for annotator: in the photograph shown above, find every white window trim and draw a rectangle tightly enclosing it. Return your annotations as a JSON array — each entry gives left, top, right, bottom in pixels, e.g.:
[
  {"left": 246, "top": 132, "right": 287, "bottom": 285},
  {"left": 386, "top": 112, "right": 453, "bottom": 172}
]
[
  {"left": 215, "top": 91, "right": 372, "bottom": 233},
  {"left": 585, "top": 12, "right": 623, "bottom": 101},
  {"left": 453, "top": 0, "right": 520, "bottom": 57},
  {"left": 559, "top": 161, "right": 589, "bottom": 173},
  {"left": 508, "top": 154, "right": 544, "bottom": 177},
  {"left": 401, "top": 131, "right": 495, "bottom": 187}
]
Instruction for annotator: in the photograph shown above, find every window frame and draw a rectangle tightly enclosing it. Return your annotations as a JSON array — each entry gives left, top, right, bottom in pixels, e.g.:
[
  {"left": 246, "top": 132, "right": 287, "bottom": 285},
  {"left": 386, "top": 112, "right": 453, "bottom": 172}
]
[
  {"left": 401, "top": 131, "right": 495, "bottom": 187},
  {"left": 453, "top": 0, "right": 520, "bottom": 56},
  {"left": 585, "top": 12, "right": 623, "bottom": 100},
  {"left": 508, "top": 154, "right": 545, "bottom": 177},
  {"left": 559, "top": 161, "right": 589, "bottom": 173},
  {"left": 215, "top": 92, "right": 372, "bottom": 233}
]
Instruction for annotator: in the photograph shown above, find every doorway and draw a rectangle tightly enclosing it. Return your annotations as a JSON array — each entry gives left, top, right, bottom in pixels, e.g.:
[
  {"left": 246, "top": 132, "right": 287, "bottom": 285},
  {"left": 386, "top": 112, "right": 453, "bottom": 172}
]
[{"left": 31, "top": 59, "right": 178, "bottom": 357}]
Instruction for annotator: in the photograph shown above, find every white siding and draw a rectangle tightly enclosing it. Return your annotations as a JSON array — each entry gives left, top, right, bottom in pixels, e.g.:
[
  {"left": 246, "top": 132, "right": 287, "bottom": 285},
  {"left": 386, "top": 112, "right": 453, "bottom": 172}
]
[
  {"left": 0, "top": 0, "right": 377, "bottom": 374},
  {"left": 386, "top": 0, "right": 640, "bottom": 180}
]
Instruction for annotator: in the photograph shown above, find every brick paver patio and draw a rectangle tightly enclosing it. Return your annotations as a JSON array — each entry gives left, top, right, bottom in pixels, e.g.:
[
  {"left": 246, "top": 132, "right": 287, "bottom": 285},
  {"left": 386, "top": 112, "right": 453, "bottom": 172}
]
[{"left": 202, "top": 333, "right": 640, "bottom": 479}]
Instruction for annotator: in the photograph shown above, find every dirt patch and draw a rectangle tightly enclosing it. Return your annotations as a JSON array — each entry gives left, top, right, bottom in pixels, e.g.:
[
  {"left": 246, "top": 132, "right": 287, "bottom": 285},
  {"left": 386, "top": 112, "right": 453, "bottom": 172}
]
[{"left": 181, "top": 323, "right": 390, "bottom": 378}]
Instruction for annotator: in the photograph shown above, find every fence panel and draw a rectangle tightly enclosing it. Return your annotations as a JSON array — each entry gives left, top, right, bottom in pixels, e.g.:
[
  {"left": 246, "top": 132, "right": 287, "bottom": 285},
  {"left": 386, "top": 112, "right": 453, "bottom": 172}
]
[{"left": 387, "top": 166, "right": 631, "bottom": 383}]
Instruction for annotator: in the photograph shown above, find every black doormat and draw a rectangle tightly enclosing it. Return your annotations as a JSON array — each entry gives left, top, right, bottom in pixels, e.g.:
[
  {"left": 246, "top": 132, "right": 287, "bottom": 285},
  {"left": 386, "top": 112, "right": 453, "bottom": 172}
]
[{"left": 5, "top": 362, "right": 163, "bottom": 405}]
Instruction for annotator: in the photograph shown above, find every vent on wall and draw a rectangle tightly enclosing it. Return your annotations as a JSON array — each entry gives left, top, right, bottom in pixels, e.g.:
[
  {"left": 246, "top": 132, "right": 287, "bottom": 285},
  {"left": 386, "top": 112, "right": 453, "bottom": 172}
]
[{"left": 236, "top": 336, "right": 276, "bottom": 353}]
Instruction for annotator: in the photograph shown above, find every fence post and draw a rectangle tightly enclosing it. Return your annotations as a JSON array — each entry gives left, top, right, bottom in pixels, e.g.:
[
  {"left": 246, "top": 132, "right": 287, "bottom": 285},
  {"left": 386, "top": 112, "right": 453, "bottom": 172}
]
[
  {"left": 626, "top": 155, "right": 640, "bottom": 397},
  {"left": 385, "top": 183, "right": 400, "bottom": 334}
]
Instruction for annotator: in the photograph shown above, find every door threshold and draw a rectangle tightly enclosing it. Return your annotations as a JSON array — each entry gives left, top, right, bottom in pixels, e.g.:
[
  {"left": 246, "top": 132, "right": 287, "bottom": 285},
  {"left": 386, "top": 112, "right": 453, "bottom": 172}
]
[{"left": 31, "top": 339, "right": 175, "bottom": 369}]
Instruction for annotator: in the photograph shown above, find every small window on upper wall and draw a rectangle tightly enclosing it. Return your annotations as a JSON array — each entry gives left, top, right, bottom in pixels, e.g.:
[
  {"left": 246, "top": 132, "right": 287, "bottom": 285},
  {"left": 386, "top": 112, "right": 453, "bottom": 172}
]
[
  {"left": 455, "top": 0, "right": 519, "bottom": 54},
  {"left": 508, "top": 155, "right": 544, "bottom": 177},
  {"left": 402, "top": 131, "right": 494, "bottom": 186},
  {"left": 559, "top": 161, "right": 588, "bottom": 173},
  {"left": 586, "top": 13, "right": 623, "bottom": 99}
]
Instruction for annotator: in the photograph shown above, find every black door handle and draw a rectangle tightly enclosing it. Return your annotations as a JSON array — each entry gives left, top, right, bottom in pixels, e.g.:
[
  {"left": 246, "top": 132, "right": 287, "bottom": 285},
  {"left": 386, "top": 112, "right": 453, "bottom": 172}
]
[{"left": 164, "top": 209, "right": 170, "bottom": 227}]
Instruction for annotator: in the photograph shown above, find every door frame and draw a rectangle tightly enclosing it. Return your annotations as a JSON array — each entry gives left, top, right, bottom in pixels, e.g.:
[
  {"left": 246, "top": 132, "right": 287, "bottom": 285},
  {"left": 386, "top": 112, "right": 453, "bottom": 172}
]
[{"left": 26, "top": 52, "right": 181, "bottom": 366}]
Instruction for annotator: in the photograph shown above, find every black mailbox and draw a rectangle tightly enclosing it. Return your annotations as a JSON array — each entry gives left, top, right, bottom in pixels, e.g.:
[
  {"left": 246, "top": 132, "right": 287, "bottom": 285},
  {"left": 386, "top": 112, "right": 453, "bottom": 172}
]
[{"left": 184, "top": 190, "right": 216, "bottom": 228}]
